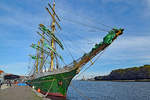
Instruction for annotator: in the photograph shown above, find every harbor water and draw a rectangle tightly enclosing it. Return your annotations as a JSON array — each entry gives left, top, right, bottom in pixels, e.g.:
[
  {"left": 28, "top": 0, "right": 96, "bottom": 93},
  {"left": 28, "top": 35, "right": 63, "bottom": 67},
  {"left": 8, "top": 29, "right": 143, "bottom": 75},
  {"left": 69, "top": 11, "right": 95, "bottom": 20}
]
[{"left": 67, "top": 81, "right": 150, "bottom": 100}]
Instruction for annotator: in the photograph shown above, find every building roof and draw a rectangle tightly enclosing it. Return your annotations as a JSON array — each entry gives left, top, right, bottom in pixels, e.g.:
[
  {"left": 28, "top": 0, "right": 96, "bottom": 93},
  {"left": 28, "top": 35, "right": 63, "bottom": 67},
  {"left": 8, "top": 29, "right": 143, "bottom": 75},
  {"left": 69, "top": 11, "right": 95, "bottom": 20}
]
[{"left": 0, "top": 70, "right": 4, "bottom": 74}]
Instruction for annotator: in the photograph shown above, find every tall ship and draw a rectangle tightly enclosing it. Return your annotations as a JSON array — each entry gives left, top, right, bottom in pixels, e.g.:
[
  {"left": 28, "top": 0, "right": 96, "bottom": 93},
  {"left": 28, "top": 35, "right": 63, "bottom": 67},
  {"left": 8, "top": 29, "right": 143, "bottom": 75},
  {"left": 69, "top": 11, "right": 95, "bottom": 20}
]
[{"left": 27, "top": 0, "right": 124, "bottom": 99}]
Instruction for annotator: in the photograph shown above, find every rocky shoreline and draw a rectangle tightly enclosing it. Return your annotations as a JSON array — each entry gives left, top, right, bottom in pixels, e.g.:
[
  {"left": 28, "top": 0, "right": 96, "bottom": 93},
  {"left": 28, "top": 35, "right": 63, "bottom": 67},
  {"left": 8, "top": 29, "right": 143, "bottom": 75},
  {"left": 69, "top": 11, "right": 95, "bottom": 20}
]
[{"left": 94, "top": 65, "right": 150, "bottom": 81}]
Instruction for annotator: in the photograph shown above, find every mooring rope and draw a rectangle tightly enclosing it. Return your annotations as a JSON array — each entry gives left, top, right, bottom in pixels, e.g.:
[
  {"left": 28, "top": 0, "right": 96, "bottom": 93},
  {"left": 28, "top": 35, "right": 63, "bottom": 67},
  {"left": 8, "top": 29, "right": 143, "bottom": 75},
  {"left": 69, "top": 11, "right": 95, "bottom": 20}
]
[
  {"left": 70, "top": 82, "right": 91, "bottom": 100},
  {"left": 43, "top": 79, "right": 55, "bottom": 97},
  {"left": 56, "top": 71, "right": 92, "bottom": 100}
]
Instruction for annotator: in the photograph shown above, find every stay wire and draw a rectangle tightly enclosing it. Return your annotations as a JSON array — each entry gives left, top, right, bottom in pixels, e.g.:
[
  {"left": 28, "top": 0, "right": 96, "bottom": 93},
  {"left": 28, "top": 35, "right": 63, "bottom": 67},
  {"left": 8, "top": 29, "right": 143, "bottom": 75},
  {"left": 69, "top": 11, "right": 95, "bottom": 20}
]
[
  {"left": 61, "top": 17, "right": 109, "bottom": 32},
  {"left": 68, "top": 14, "right": 113, "bottom": 29},
  {"left": 56, "top": 33, "right": 75, "bottom": 60},
  {"left": 96, "top": 20, "right": 113, "bottom": 29},
  {"left": 58, "top": 31, "right": 86, "bottom": 58},
  {"left": 75, "top": 46, "right": 108, "bottom": 79},
  {"left": 66, "top": 32, "right": 87, "bottom": 54}
]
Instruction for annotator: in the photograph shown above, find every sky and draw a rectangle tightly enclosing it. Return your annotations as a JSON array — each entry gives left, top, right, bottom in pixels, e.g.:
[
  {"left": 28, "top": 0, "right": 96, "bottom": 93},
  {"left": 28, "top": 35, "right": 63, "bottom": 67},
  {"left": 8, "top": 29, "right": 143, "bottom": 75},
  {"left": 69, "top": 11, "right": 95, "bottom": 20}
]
[{"left": 0, "top": 0, "right": 150, "bottom": 79}]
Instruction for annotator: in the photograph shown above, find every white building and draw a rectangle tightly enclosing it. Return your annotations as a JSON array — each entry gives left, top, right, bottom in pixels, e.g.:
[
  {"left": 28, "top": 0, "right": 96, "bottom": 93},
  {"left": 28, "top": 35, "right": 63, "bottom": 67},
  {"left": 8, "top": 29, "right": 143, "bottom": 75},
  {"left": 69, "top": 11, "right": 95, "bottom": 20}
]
[{"left": 0, "top": 71, "right": 5, "bottom": 83}]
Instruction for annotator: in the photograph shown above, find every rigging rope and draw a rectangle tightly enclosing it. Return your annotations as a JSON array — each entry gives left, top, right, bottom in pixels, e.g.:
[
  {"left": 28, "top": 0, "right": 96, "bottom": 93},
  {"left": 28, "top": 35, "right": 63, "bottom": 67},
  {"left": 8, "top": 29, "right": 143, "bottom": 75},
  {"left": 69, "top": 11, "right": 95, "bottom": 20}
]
[
  {"left": 96, "top": 21, "right": 113, "bottom": 29},
  {"left": 61, "top": 17, "right": 109, "bottom": 32},
  {"left": 57, "top": 33, "right": 75, "bottom": 60},
  {"left": 59, "top": 31, "right": 87, "bottom": 55},
  {"left": 75, "top": 46, "right": 108, "bottom": 79},
  {"left": 25, "top": 57, "right": 32, "bottom": 76},
  {"left": 41, "top": 55, "right": 49, "bottom": 72}
]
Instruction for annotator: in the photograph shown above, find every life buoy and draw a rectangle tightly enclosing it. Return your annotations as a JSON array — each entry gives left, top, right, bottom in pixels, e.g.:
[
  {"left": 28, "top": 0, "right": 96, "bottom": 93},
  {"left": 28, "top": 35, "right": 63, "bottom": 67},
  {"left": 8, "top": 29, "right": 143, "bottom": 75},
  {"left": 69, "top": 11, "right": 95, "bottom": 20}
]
[{"left": 58, "top": 81, "right": 63, "bottom": 86}]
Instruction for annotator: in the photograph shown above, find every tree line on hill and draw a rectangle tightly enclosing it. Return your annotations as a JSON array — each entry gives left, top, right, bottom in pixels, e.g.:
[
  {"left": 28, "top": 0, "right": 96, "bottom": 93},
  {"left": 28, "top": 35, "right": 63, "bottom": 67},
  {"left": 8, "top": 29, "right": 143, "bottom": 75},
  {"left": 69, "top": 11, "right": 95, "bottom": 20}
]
[{"left": 94, "top": 65, "right": 150, "bottom": 80}]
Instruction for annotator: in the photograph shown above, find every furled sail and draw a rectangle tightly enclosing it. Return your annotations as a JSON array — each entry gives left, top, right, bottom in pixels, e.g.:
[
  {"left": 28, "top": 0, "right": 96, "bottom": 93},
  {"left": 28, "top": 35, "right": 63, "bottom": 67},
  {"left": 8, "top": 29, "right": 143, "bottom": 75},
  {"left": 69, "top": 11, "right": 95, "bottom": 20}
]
[
  {"left": 39, "top": 24, "right": 64, "bottom": 50},
  {"left": 31, "top": 43, "right": 64, "bottom": 61},
  {"left": 29, "top": 55, "right": 37, "bottom": 59}
]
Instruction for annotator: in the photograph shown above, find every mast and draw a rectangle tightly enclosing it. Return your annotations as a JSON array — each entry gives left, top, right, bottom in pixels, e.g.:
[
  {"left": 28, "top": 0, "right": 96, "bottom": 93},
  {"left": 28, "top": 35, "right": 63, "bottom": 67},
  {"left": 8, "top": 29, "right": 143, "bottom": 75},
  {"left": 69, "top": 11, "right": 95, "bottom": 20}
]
[
  {"left": 39, "top": 32, "right": 44, "bottom": 72},
  {"left": 32, "top": 0, "right": 62, "bottom": 72},
  {"left": 50, "top": 1, "right": 56, "bottom": 71},
  {"left": 36, "top": 41, "right": 40, "bottom": 73},
  {"left": 30, "top": 0, "right": 64, "bottom": 74}
]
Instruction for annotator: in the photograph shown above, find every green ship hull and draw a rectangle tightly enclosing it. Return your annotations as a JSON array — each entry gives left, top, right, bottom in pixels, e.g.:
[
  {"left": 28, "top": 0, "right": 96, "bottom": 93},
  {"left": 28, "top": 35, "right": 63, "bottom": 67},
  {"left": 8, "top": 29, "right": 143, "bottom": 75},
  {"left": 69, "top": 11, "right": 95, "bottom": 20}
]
[
  {"left": 27, "top": 27, "right": 124, "bottom": 99},
  {"left": 27, "top": 68, "right": 78, "bottom": 98}
]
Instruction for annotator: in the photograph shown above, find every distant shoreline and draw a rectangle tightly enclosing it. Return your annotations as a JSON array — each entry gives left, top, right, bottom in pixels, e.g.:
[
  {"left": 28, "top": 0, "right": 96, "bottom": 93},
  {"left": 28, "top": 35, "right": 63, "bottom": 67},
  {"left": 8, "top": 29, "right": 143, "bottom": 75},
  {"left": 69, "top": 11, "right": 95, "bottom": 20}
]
[
  {"left": 86, "top": 79, "right": 150, "bottom": 82},
  {"left": 94, "top": 65, "right": 150, "bottom": 82},
  {"left": 111, "top": 79, "right": 150, "bottom": 82}
]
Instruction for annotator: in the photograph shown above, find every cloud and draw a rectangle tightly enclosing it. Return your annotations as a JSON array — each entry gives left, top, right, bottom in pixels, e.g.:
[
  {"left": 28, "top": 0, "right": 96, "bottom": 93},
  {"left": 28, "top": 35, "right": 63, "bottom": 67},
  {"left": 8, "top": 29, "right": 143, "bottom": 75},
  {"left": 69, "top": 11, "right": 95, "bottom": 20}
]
[
  {"left": 111, "top": 35, "right": 150, "bottom": 51},
  {"left": 101, "top": 0, "right": 150, "bottom": 18},
  {"left": 0, "top": 65, "right": 7, "bottom": 69},
  {"left": 0, "top": 6, "right": 38, "bottom": 30},
  {"left": 0, "top": 2, "right": 51, "bottom": 36},
  {"left": 102, "top": 35, "right": 150, "bottom": 59},
  {"left": 147, "top": 0, "right": 150, "bottom": 5},
  {"left": 1, "top": 62, "right": 28, "bottom": 75},
  {"left": 141, "top": 0, "right": 150, "bottom": 17},
  {"left": 146, "top": 0, "right": 150, "bottom": 11},
  {"left": 63, "top": 34, "right": 150, "bottom": 67}
]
